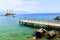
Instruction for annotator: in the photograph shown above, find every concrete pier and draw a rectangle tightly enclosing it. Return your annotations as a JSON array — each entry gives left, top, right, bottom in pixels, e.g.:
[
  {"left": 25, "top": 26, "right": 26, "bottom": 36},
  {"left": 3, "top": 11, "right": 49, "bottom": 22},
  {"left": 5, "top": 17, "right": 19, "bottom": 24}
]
[{"left": 19, "top": 20, "right": 60, "bottom": 30}]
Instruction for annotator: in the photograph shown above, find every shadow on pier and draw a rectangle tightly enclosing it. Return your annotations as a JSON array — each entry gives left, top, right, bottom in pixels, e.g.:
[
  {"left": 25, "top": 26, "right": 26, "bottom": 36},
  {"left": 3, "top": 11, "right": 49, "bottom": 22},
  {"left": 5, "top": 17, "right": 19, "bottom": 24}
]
[{"left": 19, "top": 20, "right": 60, "bottom": 31}]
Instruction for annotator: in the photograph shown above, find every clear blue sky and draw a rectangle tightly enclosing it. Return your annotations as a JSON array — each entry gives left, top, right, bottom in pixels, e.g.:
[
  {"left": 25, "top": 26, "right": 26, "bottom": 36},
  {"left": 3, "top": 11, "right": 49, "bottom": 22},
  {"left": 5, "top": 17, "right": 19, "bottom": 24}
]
[{"left": 0, "top": 0, "right": 60, "bottom": 13}]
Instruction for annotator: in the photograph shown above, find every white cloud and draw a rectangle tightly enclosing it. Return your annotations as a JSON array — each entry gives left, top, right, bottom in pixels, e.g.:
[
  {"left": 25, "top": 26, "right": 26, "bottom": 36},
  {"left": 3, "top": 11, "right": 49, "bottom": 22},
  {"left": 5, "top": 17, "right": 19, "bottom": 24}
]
[
  {"left": 0, "top": 0, "right": 59, "bottom": 13},
  {"left": 0, "top": 0, "right": 40, "bottom": 13},
  {"left": 0, "top": 0, "right": 22, "bottom": 10}
]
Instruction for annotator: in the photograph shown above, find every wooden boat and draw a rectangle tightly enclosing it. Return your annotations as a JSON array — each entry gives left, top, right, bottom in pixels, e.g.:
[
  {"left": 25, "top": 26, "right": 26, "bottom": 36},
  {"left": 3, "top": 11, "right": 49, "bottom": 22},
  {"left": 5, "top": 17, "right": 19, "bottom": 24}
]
[{"left": 5, "top": 9, "right": 15, "bottom": 16}]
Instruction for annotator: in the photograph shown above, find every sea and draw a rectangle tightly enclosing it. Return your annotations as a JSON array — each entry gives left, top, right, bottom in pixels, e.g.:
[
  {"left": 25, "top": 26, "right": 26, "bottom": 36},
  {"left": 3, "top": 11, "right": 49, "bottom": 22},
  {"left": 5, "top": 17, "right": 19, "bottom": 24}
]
[{"left": 0, "top": 13, "right": 60, "bottom": 40}]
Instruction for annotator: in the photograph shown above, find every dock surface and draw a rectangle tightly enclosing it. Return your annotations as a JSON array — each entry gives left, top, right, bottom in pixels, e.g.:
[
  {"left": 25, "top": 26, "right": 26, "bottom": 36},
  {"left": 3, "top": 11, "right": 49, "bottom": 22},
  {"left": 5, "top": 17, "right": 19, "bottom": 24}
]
[{"left": 20, "top": 20, "right": 60, "bottom": 27}]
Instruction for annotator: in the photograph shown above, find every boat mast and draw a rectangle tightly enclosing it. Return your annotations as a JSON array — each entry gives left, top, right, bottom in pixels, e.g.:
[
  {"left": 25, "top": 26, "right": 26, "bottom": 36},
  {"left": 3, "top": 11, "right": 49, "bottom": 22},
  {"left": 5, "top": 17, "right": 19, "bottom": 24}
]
[
  {"left": 7, "top": 9, "right": 9, "bottom": 13},
  {"left": 12, "top": 9, "right": 13, "bottom": 14},
  {"left": 7, "top": 9, "right": 14, "bottom": 14}
]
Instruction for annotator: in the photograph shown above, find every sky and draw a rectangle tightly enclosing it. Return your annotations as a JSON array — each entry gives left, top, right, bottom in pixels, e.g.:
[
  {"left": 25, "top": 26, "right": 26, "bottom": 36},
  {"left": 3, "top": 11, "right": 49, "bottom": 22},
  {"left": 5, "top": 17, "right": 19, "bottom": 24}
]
[{"left": 0, "top": 0, "right": 60, "bottom": 13}]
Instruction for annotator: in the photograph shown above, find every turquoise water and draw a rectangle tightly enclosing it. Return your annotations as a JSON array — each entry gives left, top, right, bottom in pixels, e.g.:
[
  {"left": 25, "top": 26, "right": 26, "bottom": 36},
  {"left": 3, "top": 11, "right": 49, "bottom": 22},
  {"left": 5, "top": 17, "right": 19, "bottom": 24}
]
[
  {"left": 0, "top": 16, "right": 36, "bottom": 40},
  {"left": 0, "top": 13, "right": 60, "bottom": 40}
]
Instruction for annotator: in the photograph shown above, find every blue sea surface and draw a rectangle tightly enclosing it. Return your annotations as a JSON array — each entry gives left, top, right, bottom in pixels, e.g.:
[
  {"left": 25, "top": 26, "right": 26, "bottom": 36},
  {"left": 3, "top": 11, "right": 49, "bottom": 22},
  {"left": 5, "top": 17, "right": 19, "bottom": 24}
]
[{"left": 0, "top": 13, "right": 60, "bottom": 40}]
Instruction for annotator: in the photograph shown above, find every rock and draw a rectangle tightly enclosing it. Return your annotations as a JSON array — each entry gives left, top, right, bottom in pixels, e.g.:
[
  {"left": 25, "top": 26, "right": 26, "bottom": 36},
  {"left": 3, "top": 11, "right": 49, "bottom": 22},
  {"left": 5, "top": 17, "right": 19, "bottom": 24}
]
[
  {"left": 29, "top": 37, "right": 37, "bottom": 40},
  {"left": 54, "top": 16, "right": 60, "bottom": 20}
]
